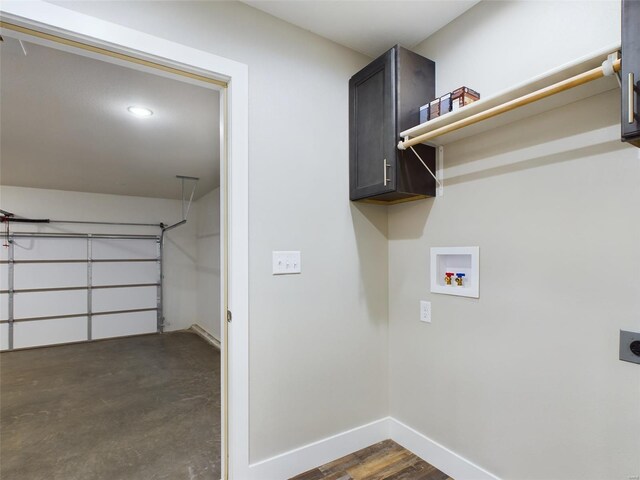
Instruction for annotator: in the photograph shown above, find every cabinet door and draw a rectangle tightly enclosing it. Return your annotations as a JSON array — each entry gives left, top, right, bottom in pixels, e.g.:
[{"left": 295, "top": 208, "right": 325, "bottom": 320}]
[
  {"left": 349, "top": 48, "right": 397, "bottom": 200},
  {"left": 622, "top": 0, "right": 640, "bottom": 145}
]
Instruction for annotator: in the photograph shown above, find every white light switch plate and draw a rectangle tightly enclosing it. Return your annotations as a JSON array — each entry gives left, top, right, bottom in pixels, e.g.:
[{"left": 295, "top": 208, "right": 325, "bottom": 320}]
[
  {"left": 420, "top": 301, "right": 431, "bottom": 323},
  {"left": 273, "top": 251, "right": 301, "bottom": 275}
]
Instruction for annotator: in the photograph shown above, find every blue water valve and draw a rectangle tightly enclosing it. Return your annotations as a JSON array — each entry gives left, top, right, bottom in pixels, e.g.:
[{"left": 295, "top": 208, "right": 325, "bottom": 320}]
[{"left": 455, "top": 273, "right": 465, "bottom": 286}]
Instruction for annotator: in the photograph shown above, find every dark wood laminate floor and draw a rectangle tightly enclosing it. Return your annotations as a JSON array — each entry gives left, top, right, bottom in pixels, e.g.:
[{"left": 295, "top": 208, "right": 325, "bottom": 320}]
[
  {"left": 290, "top": 440, "right": 453, "bottom": 480},
  {"left": 0, "top": 332, "right": 220, "bottom": 480}
]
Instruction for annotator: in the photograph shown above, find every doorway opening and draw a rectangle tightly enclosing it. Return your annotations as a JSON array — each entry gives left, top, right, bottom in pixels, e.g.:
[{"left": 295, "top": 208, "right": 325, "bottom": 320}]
[{"left": 0, "top": 21, "right": 231, "bottom": 480}]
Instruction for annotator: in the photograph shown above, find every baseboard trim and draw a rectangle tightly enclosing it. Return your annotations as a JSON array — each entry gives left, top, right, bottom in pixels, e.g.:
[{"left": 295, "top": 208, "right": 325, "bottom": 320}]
[
  {"left": 248, "top": 417, "right": 389, "bottom": 480},
  {"left": 389, "top": 418, "right": 500, "bottom": 480},
  {"left": 249, "top": 416, "right": 500, "bottom": 480},
  {"left": 189, "top": 324, "right": 221, "bottom": 350}
]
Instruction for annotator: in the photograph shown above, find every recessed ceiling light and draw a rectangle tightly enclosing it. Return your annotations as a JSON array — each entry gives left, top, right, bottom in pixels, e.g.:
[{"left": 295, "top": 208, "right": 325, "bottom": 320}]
[{"left": 127, "top": 106, "right": 153, "bottom": 118}]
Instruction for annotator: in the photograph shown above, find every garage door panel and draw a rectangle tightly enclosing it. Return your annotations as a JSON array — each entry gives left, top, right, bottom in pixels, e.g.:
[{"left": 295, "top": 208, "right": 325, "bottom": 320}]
[
  {"left": 14, "top": 263, "right": 88, "bottom": 290},
  {"left": 14, "top": 290, "right": 87, "bottom": 319},
  {"left": 92, "top": 311, "right": 156, "bottom": 339},
  {"left": 92, "top": 239, "right": 157, "bottom": 260},
  {"left": 92, "top": 262, "right": 157, "bottom": 286},
  {"left": 13, "top": 317, "right": 87, "bottom": 349},
  {"left": 0, "top": 324, "right": 8, "bottom": 350},
  {"left": 92, "top": 286, "right": 157, "bottom": 312},
  {"left": 0, "top": 265, "right": 7, "bottom": 290},
  {"left": 0, "top": 293, "right": 9, "bottom": 321},
  {"left": 12, "top": 238, "right": 87, "bottom": 261},
  {"left": 3, "top": 236, "right": 161, "bottom": 349}
]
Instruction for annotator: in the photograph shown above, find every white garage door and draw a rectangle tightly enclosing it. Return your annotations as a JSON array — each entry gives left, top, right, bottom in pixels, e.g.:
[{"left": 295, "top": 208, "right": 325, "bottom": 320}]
[{"left": 0, "top": 233, "right": 161, "bottom": 351}]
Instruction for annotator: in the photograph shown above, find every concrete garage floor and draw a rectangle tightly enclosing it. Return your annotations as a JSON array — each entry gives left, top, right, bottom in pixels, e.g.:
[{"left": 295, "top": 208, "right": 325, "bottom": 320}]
[{"left": 0, "top": 331, "right": 221, "bottom": 480}]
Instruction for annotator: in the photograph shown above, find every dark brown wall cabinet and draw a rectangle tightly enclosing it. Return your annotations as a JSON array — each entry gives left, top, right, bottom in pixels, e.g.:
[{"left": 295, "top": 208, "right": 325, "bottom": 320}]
[
  {"left": 622, "top": 0, "right": 640, "bottom": 147},
  {"left": 349, "top": 45, "right": 437, "bottom": 204}
]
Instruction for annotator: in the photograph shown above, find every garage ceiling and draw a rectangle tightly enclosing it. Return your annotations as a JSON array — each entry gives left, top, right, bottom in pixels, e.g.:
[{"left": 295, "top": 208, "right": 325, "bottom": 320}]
[
  {"left": 0, "top": 37, "right": 220, "bottom": 200},
  {"left": 241, "top": 0, "right": 481, "bottom": 58}
]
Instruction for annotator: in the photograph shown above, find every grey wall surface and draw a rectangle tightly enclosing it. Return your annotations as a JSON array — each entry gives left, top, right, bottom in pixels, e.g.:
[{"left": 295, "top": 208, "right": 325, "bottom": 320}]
[{"left": 389, "top": 2, "right": 640, "bottom": 479}]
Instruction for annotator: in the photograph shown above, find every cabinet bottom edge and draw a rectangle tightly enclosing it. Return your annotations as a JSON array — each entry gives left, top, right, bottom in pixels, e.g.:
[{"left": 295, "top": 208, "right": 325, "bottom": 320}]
[{"left": 354, "top": 194, "right": 430, "bottom": 205}]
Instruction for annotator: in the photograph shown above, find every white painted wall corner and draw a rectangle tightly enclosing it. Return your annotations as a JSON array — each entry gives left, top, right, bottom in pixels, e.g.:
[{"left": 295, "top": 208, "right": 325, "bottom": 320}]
[
  {"left": 389, "top": 418, "right": 500, "bottom": 480},
  {"left": 248, "top": 416, "right": 501, "bottom": 480}
]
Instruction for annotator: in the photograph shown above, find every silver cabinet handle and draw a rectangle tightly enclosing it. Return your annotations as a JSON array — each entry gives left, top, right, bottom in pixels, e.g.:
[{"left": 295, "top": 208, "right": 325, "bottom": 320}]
[
  {"left": 629, "top": 72, "right": 636, "bottom": 124},
  {"left": 383, "top": 159, "right": 391, "bottom": 185}
]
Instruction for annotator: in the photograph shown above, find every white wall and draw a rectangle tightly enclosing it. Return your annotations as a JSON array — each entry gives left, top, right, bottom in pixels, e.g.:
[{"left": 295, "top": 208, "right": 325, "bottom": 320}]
[
  {"left": 47, "top": 0, "right": 389, "bottom": 463},
  {"left": 389, "top": 2, "right": 640, "bottom": 479},
  {"left": 0, "top": 185, "right": 199, "bottom": 332},
  {"left": 418, "top": 0, "right": 621, "bottom": 99},
  {"left": 196, "top": 187, "right": 221, "bottom": 341}
]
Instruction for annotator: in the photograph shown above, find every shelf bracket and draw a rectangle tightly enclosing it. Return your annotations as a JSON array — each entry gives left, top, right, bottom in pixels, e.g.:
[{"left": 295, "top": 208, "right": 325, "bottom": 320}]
[
  {"left": 602, "top": 51, "right": 622, "bottom": 87},
  {"left": 400, "top": 137, "right": 444, "bottom": 195},
  {"left": 408, "top": 145, "right": 442, "bottom": 194},
  {"left": 437, "top": 146, "right": 444, "bottom": 197}
]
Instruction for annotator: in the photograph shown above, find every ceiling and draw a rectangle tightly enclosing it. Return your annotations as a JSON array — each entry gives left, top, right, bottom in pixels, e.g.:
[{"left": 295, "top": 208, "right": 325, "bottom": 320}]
[
  {"left": 0, "top": 37, "right": 220, "bottom": 200},
  {"left": 242, "top": 0, "right": 481, "bottom": 58}
]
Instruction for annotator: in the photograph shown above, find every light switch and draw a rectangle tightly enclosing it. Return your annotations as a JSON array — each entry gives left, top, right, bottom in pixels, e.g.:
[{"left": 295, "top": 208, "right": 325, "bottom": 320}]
[{"left": 273, "top": 251, "right": 301, "bottom": 275}]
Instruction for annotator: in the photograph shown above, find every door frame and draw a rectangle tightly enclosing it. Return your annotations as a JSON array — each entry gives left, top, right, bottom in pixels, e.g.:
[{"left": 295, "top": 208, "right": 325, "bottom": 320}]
[{"left": 0, "top": 2, "right": 250, "bottom": 478}]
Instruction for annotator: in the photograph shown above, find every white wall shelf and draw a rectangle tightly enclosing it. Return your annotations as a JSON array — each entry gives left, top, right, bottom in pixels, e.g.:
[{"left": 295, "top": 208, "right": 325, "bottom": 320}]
[
  {"left": 400, "top": 44, "right": 621, "bottom": 147},
  {"left": 430, "top": 247, "right": 479, "bottom": 298}
]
